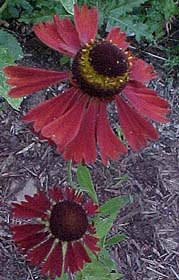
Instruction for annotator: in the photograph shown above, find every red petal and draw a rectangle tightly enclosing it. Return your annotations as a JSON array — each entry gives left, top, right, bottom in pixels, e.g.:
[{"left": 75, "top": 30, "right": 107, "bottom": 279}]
[
  {"left": 129, "top": 58, "right": 157, "bottom": 82},
  {"left": 49, "top": 186, "right": 63, "bottom": 202},
  {"left": 12, "top": 203, "right": 45, "bottom": 218},
  {"left": 115, "top": 96, "right": 159, "bottom": 151},
  {"left": 97, "top": 101, "right": 127, "bottom": 165},
  {"left": 11, "top": 224, "right": 45, "bottom": 241},
  {"left": 123, "top": 83, "right": 169, "bottom": 122},
  {"left": 73, "top": 241, "right": 91, "bottom": 270},
  {"left": 74, "top": 4, "right": 98, "bottom": 45},
  {"left": 27, "top": 238, "right": 54, "bottom": 266},
  {"left": 4, "top": 66, "right": 70, "bottom": 97},
  {"left": 42, "top": 94, "right": 88, "bottom": 150},
  {"left": 84, "top": 199, "right": 98, "bottom": 216},
  {"left": 41, "top": 242, "right": 63, "bottom": 278},
  {"left": 63, "top": 99, "right": 98, "bottom": 164},
  {"left": 125, "top": 80, "right": 157, "bottom": 96},
  {"left": 64, "top": 241, "right": 79, "bottom": 274},
  {"left": 87, "top": 224, "right": 96, "bottom": 234},
  {"left": 24, "top": 191, "right": 51, "bottom": 212},
  {"left": 17, "top": 232, "right": 49, "bottom": 253},
  {"left": 106, "top": 27, "right": 129, "bottom": 51},
  {"left": 54, "top": 15, "right": 81, "bottom": 54},
  {"left": 65, "top": 186, "right": 76, "bottom": 201},
  {"left": 33, "top": 21, "right": 76, "bottom": 57},
  {"left": 23, "top": 87, "right": 78, "bottom": 133},
  {"left": 83, "top": 234, "right": 100, "bottom": 254}
]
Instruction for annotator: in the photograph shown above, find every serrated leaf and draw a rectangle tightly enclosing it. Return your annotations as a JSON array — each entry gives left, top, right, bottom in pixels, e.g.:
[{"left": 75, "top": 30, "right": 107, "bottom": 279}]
[
  {"left": 107, "top": 15, "right": 152, "bottom": 42},
  {"left": 109, "top": 0, "right": 148, "bottom": 17},
  {"left": 59, "top": 0, "right": 75, "bottom": 15},
  {"left": 105, "top": 233, "right": 126, "bottom": 246},
  {"left": 77, "top": 164, "right": 98, "bottom": 204}
]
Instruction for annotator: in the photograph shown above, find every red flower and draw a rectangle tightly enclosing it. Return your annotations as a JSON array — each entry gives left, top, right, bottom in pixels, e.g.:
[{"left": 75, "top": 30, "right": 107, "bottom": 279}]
[
  {"left": 11, "top": 186, "right": 100, "bottom": 278},
  {"left": 4, "top": 4, "right": 169, "bottom": 165}
]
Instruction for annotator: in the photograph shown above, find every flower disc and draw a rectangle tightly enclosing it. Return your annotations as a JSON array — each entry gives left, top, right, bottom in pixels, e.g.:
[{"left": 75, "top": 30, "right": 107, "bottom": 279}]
[
  {"left": 72, "top": 40, "right": 129, "bottom": 98},
  {"left": 50, "top": 200, "right": 88, "bottom": 241}
]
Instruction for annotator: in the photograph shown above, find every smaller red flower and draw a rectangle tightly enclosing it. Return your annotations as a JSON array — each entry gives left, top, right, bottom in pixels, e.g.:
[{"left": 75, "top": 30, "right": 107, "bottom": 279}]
[{"left": 11, "top": 186, "right": 100, "bottom": 278}]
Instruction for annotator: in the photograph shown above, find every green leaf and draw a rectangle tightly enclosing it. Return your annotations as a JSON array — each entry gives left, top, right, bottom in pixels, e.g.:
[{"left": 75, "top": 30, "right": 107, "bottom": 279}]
[
  {"left": 98, "top": 247, "right": 116, "bottom": 272},
  {"left": 100, "top": 196, "right": 129, "bottom": 215},
  {"left": 58, "top": 0, "right": 75, "bottom": 15},
  {"left": 0, "top": 30, "right": 23, "bottom": 60},
  {"left": 0, "top": 30, "right": 23, "bottom": 109},
  {"left": 55, "top": 273, "right": 68, "bottom": 280},
  {"left": 105, "top": 233, "right": 126, "bottom": 246},
  {"left": 0, "top": 74, "right": 22, "bottom": 110},
  {"left": 109, "top": 0, "right": 148, "bottom": 17},
  {"left": 96, "top": 196, "right": 129, "bottom": 245},
  {"left": 77, "top": 164, "right": 98, "bottom": 204},
  {"left": 78, "top": 257, "right": 123, "bottom": 280}
]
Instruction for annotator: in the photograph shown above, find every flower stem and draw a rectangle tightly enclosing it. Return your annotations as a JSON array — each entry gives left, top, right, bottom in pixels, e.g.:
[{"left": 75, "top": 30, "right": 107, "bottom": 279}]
[{"left": 67, "top": 160, "right": 76, "bottom": 189}]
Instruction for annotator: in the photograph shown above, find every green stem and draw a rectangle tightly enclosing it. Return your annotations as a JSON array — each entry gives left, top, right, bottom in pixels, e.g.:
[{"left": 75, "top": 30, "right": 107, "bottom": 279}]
[
  {"left": 67, "top": 160, "right": 76, "bottom": 189},
  {"left": 0, "top": 0, "right": 9, "bottom": 14}
]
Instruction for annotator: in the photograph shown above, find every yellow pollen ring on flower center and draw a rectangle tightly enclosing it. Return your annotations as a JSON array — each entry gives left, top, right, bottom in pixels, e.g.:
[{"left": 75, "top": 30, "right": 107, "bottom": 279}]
[{"left": 79, "top": 40, "right": 129, "bottom": 91}]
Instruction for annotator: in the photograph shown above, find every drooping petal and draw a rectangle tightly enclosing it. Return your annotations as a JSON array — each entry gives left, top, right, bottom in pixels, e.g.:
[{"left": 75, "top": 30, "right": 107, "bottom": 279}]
[
  {"left": 42, "top": 94, "right": 88, "bottom": 150},
  {"left": 26, "top": 238, "right": 54, "bottom": 266},
  {"left": 123, "top": 82, "right": 169, "bottom": 122},
  {"left": 63, "top": 99, "right": 98, "bottom": 164},
  {"left": 23, "top": 87, "right": 78, "bottom": 133},
  {"left": 41, "top": 242, "right": 63, "bottom": 278},
  {"left": 12, "top": 191, "right": 50, "bottom": 219},
  {"left": 83, "top": 234, "right": 100, "bottom": 254},
  {"left": 4, "top": 66, "right": 70, "bottom": 97},
  {"left": 24, "top": 191, "right": 51, "bottom": 212},
  {"left": 129, "top": 58, "right": 157, "bottom": 82},
  {"left": 17, "top": 232, "right": 49, "bottom": 253},
  {"left": 49, "top": 186, "right": 64, "bottom": 202},
  {"left": 11, "top": 224, "right": 45, "bottom": 242},
  {"left": 106, "top": 27, "right": 129, "bottom": 51},
  {"left": 84, "top": 199, "right": 98, "bottom": 216},
  {"left": 115, "top": 96, "right": 159, "bottom": 151},
  {"left": 73, "top": 241, "right": 91, "bottom": 270},
  {"left": 33, "top": 21, "right": 76, "bottom": 57},
  {"left": 12, "top": 202, "right": 46, "bottom": 219},
  {"left": 54, "top": 15, "right": 81, "bottom": 54},
  {"left": 64, "top": 241, "right": 78, "bottom": 274},
  {"left": 74, "top": 4, "right": 98, "bottom": 45},
  {"left": 97, "top": 101, "right": 127, "bottom": 165}
]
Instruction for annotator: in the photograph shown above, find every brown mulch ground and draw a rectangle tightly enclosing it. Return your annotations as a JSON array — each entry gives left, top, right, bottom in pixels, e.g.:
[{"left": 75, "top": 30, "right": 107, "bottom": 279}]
[{"left": 0, "top": 23, "right": 179, "bottom": 280}]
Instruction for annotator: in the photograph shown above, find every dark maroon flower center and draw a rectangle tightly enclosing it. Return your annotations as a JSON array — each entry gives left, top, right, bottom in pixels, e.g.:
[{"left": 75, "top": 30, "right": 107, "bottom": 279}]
[
  {"left": 49, "top": 201, "right": 88, "bottom": 241},
  {"left": 72, "top": 39, "right": 129, "bottom": 99},
  {"left": 89, "top": 41, "right": 128, "bottom": 77}
]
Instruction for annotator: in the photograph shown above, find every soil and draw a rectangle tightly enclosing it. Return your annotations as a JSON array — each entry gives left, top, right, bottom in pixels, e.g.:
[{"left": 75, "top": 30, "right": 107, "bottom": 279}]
[{"left": 0, "top": 22, "right": 179, "bottom": 280}]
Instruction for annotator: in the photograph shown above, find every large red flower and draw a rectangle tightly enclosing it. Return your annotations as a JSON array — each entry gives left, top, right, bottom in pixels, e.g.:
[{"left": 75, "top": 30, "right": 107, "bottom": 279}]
[
  {"left": 4, "top": 4, "right": 169, "bottom": 165},
  {"left": 11, "top": 186, "right": 100, "bottom": 278}
]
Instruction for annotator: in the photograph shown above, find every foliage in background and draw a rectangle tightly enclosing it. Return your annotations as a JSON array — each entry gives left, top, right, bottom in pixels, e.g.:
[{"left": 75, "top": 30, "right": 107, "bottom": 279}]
[
  {"left": 0, "top": 29, "right": 23, "bottom": 109},
  {"left": 0, "top": 0, "right": 75, "bottom": 23},
  {"left": 1, "top": 0, "right": 178, "bottom": 42}
]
